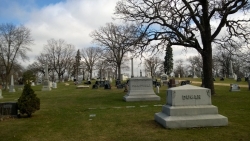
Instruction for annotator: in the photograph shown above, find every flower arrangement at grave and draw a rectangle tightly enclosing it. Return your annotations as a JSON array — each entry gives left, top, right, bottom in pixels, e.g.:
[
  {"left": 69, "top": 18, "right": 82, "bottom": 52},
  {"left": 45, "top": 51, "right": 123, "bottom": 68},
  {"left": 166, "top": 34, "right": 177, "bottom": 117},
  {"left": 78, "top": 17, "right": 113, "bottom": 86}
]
[{"left": 17, "top": 83, "right": 40, "bottom": 117}]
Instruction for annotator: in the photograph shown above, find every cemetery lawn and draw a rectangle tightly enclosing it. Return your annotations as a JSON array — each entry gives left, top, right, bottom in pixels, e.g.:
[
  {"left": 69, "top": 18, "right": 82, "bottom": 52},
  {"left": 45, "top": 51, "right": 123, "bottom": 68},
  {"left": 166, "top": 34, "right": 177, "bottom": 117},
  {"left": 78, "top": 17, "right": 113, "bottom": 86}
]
[{"left": 0, "top": 79, "right": 250, "bottom": 141}]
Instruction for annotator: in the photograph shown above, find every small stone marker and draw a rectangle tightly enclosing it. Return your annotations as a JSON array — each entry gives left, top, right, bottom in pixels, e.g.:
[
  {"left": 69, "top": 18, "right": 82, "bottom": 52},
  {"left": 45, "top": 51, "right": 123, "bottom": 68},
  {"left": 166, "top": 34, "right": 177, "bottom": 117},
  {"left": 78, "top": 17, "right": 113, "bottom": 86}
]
[
  {"left": 230, "top": 84, "right": 240, "bottom": 91},
  {"left": 123, "top": 77, "right": 160, "bottom": 102},
  {"left": 154, "top": 85, "right": 228, "bottom": 128},
  {"left": 76, "top": 85, "right": 89, "bottom": 89}
]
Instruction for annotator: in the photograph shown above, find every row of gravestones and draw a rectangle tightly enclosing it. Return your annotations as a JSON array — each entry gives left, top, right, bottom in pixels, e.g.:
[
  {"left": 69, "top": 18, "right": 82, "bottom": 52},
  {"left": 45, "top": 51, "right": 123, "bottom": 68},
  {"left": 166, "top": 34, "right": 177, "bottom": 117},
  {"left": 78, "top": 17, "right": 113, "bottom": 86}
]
[{"left": 92, "top": 80, "right": 111, "bottom": 89}]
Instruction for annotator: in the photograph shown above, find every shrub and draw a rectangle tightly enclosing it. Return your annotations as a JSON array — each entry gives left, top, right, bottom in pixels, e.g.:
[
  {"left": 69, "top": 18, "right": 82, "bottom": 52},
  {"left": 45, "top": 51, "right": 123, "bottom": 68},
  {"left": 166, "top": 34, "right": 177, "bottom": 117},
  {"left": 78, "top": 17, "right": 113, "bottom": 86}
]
[{"left": 17, "top": 84, "right": 40, "bottom": 117}]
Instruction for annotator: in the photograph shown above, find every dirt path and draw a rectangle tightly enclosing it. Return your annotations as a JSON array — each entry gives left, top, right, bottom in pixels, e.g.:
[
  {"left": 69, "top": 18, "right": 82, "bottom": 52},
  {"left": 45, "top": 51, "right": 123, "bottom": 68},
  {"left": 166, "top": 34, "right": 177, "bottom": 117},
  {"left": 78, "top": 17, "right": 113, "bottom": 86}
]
[{"left": 190, "top": 81, "right": 248, "bottom": 88}]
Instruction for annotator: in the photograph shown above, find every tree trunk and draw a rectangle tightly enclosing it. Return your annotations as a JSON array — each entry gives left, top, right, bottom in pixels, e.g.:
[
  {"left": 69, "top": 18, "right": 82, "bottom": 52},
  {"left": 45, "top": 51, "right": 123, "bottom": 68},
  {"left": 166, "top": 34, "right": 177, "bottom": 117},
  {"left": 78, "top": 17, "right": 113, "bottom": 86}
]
[
  {"left": 89, "top": 69, "right": 92, "bottom": 80},
  {"left": 117, "top": 65, "right": 121, "bottom": 80},
  {"left": 202, "top": 45, "right": 215, "bottom": 95}
]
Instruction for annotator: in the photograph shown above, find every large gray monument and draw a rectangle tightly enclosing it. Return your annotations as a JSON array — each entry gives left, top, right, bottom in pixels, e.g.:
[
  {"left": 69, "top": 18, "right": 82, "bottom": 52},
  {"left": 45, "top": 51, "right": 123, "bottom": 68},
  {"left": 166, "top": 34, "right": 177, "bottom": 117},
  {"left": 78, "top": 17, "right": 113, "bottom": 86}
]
[
  {"left": 42, "top": 63, "right": 51, "bottom": 91},
  {"left": 155, "top": 85, "right": 228, "bottom": 128},
  {"left": 123, "top": 77, "right": 160, "bottom": 102}
]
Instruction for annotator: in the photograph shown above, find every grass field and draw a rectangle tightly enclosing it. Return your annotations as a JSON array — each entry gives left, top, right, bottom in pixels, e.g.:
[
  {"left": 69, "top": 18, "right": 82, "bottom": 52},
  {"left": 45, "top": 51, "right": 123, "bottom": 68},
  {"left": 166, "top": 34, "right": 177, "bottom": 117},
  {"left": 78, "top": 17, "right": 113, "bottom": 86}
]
[{"left": 0, "top": 78, "right": 250, "bottom": 141}]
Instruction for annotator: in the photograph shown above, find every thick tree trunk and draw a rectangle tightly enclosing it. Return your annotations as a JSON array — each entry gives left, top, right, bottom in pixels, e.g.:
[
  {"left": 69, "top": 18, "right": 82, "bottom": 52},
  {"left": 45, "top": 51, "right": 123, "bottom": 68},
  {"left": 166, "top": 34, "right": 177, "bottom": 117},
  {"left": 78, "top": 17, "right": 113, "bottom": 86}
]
[
  {"left": 117, "top": 65, "right": 121, "bottom": 80},
  {"left": 202, "top": 45, "right": 215, "bottom": 95}
]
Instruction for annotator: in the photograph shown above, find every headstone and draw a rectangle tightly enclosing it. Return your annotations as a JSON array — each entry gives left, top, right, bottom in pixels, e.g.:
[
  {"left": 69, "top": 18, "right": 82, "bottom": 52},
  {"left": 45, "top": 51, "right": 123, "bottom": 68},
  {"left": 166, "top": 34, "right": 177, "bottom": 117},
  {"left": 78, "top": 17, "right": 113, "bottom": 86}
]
[
  {"left": 245, "top": 77, "right": 248, "bottom": 82},
  {"left": 168, "top": 79, "right": 176, "bottom": 88},
  {"left": 236, "top": 77, "right": 241, "bottom": 82},
  {"left": 156, "top": 86, "right": 159, "bottom": 94},
  {"left": 9, "top": 75, "right": 16, "bottom": 92},
  {"left": 220, "top": 77, "right": 224, "bottom": 81},
  {"left": 84, "top": 81, "right": 91, "bottom": 85},
  {"left": 233, "top": 73, "right": 237, "bottom": 80},
  {"left": 230, "top": 84, "right": 240, "bottom": 91},
  {"left": 160, "top": 74, "right": 168, "bottom": 86},
  {"left": 154, "top": 85, "right": 228, "bottom": 128},
  {"left": 115, "top": 79, "right": 121, "bottom": 86},
  {"left": 123, "top": 77, "right": 160, "bottom": 102},
  {"left": 0, "top": 102, "right": 18, "bottom": 117},
  {"left": 92, "top": 84, "right": 98, "bottom": 89},
  {"left": 31, "top": 82, "right": 35, "bottom": 86},
  {"left": 104, "top": 83, "right": 111, "bottom": 89},
  {"left": 192, "top": 67, "right": 198, "bottom": 78},
  {"left": 116, "top": 84, "right": 124, "bottom": 89},
  {"left": 248, "top": 75, "right": 250, "bottom": 90},
  {"left": 99, "top": 81, "right": 105, "bottom": 87},
  {"left": 180, "top": 81, "right": 187, "bottom": 86},
  {"left": 42, "top": 63, "right": 51, "bottom": 91},
  {"left": 178, "top": 74, "right": 180, "bottom": 78},
  {"left": 49, "top": 81, "right": 53, "bottom": 88},
  {"left": 124, "top": 84, "right": 128, "bottom": 92},
  {"left": 52, "top": 82, "right": 57, "bottom": 88},
  {"left": 0, "top": 89, "right": 3, "bottom": 99}
]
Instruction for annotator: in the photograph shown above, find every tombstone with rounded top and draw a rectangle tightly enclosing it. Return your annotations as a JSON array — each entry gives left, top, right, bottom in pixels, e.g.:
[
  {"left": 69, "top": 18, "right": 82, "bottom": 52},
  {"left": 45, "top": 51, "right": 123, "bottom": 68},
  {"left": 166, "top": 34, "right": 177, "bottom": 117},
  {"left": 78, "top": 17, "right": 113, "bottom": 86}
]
[{"left": 154, "top": 85, "right": 228, "bottom": 128}]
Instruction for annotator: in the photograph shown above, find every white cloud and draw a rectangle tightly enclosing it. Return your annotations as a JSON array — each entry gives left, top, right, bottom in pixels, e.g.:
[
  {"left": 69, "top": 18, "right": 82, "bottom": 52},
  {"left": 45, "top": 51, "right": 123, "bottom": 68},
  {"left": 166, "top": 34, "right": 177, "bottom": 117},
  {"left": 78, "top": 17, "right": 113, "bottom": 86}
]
[{"left": 22, "top": 0, "right": 118, "bottom": 66}]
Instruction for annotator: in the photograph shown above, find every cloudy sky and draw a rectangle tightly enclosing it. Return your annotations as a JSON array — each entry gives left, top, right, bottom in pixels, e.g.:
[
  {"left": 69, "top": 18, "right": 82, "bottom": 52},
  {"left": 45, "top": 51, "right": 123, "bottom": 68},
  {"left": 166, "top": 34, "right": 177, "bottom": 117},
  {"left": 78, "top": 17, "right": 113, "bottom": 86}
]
[{"left": 0, "top": 0, "right": 199, "bottom": 75}]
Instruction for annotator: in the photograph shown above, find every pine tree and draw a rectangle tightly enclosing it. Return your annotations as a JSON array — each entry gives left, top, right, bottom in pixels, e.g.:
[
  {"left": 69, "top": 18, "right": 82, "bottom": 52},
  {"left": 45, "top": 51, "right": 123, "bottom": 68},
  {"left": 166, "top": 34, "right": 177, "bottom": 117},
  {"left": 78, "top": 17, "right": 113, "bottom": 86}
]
[
  {"left": 164, "top": 45, "right": 173, "bottom": 75},
  {"left": 17, "top": 84, "right": 40, "bottom": 117}
]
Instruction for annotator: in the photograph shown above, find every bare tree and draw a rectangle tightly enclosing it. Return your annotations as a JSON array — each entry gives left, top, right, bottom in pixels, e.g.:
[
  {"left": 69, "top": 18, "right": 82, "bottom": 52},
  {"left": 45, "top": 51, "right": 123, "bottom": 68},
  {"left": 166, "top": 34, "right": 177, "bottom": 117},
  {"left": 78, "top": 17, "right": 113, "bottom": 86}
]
[
  {"left": 81, "top": 47, "right": 102, "bottom": 79},
  {"left": 144, "top": 57, "right": 162, "bottom": 78},
  {"left": 174, "top": 59, "right": 185, "bottom": 78},
  {"left": 0, "top": 23, "right": 33, "bottom": 90},
  {"left": 91, "top": 22, "right": 139, "bottom": 80},
  {"left": 43, "top": 39, "right": 75, "bottom": 82},
  {"left": 115, "top": 0, "right": 250, "bottom": 94}
]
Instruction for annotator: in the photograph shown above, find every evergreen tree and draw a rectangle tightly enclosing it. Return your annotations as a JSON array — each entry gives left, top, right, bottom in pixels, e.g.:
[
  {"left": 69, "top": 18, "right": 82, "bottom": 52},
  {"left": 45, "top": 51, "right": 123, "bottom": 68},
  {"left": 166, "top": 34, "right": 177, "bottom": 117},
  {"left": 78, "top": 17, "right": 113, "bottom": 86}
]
[
  {"left": 18, "top": 84, "right": 40, "bottom": 117},
  {"left": 164, "top": 45, "right": 173, "bottom": 75},
  {"left": 75, "top": 49, "right": 81, "bottom": 80},
  {"left": 22, "top": 70, "right": 36, "bottom": 84}
]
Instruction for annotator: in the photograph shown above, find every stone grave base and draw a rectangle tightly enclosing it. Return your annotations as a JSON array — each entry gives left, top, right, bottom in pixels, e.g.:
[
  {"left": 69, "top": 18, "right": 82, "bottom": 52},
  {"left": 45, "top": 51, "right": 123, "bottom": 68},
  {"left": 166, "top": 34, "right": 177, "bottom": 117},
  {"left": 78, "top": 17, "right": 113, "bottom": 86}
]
[
  {"left": 42, "top": 86, "right": 51, "bottom": 91},
  {"left": 155, "top": 105, "right": 228, "bottom": 128},
  {"left": 123, "top": 94, "right": 160, "bottom": 102}
]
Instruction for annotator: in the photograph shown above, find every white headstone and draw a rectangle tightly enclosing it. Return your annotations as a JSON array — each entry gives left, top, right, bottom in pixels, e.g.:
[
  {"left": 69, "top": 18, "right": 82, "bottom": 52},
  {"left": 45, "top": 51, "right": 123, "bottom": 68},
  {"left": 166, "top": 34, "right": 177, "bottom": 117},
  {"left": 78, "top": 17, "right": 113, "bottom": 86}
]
[
  {"left": 31, "top": 82, "right": 35, "bottom": 86},
  {"left": 156, "top": 86, "right": 159, "bottom": 94},
  {"left": 9, "top": 75, "right": 16, "bottom": 92},
  {"left": 178, "top": 74, "right": 180, "bottom": 78},
  {"left": 0, "top": 89, "right": 3, "bottom": 99},
  {"left": 52, "top": 82, "right": 57, "bottom": 88},
  {"left": 230, "top": 84, "right": 240, "bottom": 91},
  {"left": 233, "top": 73, "right": 237, "bottom": 80},
  {"left": 123, "top": 77, "right": 160, "bottom": 101},
  {"left": 155, "top": 85, "right": 228, "bottom": 128}
]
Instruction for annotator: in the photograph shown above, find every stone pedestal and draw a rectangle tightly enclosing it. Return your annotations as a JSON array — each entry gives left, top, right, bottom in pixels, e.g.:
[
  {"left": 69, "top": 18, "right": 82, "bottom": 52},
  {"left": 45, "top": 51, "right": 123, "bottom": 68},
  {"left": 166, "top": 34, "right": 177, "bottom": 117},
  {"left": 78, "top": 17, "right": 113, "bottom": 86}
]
[
  {"left": 42, "top": 80, "right": 51, "bottom": 91},
  {"left": 9, "top": 75, "right": 15, "bottom": 93},
  {"left": 123, "top": 77, "right": 160, "bottom": 102},
  {"left": 41, "top": 63, "right": 51, "bottom": 91},
  {"left": 154, "top": 85, "right": 228, "bottom": 128}
]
